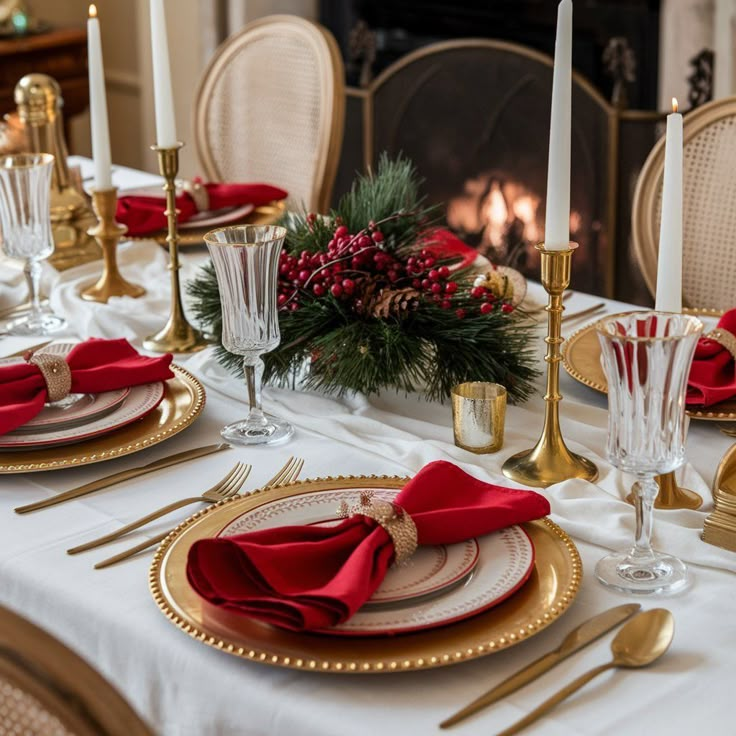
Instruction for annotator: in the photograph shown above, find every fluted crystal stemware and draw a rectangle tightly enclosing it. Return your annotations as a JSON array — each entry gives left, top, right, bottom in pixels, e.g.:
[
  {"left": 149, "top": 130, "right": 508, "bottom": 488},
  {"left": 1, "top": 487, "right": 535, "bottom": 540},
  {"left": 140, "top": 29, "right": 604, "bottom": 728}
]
[
  {"left": 596, "top": 312, "right": 702, "bottom": 594},
  {"left": 0, "top": 153, "right": 66, "bottom": 335},
  {"left": 204, "top": 225, "right": 293, "bottom": 446}
]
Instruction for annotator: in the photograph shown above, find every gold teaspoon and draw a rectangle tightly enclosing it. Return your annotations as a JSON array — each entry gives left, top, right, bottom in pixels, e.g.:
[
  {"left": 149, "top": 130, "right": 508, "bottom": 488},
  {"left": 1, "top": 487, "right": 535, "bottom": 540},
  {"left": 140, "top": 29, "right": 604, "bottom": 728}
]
[{"left": 494, "top": 608, "right": 675, "bottom": 736}]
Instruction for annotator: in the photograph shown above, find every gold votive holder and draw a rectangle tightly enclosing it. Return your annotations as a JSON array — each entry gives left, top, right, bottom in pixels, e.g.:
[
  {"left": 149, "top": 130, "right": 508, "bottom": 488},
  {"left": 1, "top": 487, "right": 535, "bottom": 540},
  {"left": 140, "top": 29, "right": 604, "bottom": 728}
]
[
  {"left": 80, "top": 187, "right": 145, "bottom": 303},
  {"left": 452, "top": 382, "right": 507, "bottom": 454}
]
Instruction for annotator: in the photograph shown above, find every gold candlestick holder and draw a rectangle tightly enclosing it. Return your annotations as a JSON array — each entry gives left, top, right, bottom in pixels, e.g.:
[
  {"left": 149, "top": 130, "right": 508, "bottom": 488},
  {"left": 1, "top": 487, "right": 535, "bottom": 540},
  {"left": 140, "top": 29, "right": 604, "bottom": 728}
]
[
  {"left": 625, "top": 471, "right": 703, "bottom": 510},
  {"left": 80, "top": 188, "right": 145, "bottom": 303},
  {"left": 503, "top": 243, "right": 599, "bottom": 488},
  {"left": 143, "top": 142, "right": 207, "bottom": 354}
]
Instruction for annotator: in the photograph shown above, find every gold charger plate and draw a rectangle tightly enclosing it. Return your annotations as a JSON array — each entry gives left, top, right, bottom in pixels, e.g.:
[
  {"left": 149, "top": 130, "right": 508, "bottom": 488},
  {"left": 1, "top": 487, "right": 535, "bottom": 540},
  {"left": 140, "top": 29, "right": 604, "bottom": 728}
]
[
  {"left": 150, "top": 476, "right": 582, "bottom": 674},
  {"left": 0, "top": 365, "right": 205, "bottom": 473},
  {"left": 129, "top": 201, "right": 287, "bottom": 246},
  {"left": 562, "top": 310, "right": 736, "bottom": 422}
]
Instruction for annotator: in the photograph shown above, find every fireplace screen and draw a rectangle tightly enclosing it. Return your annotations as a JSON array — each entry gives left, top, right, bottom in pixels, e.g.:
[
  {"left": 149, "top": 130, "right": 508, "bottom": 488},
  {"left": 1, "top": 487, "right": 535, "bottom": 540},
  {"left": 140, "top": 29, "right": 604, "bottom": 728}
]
[{"left": 352, "top": 40, "right": 615, "bottom": 296}]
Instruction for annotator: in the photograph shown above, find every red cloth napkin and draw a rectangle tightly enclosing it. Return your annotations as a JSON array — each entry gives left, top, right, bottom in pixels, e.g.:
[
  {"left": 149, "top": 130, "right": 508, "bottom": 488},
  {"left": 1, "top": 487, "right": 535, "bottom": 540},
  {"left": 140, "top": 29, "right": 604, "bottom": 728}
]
[
  {"left": 116, "top": 182, "right": 288, "bottom": 237},
  {"left": 687, "top": 309, "right": 736, "bottom": 407},
  {"left": 186, "top": 460, "right": 550, "bottom": 632},
  {"left": 0, "top": 338, "right": 174, "bottom": 435},
  {"left": 421, "top": 228, "right": 479, "bottom": 270}
]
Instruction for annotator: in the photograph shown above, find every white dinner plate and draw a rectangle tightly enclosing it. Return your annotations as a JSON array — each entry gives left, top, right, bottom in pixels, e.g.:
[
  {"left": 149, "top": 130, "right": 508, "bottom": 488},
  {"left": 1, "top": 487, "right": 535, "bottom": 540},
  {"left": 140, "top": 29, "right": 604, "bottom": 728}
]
[{"left": 217, "top": 486, "right": 535, "bottom": 636}]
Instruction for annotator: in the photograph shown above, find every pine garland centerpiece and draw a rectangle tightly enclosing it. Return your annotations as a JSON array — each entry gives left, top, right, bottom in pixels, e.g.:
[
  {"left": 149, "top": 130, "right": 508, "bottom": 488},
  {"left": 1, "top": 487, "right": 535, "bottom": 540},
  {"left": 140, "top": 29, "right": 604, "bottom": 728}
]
[{"left": 188, "top": 155, "right": 540, "bottom": 402}]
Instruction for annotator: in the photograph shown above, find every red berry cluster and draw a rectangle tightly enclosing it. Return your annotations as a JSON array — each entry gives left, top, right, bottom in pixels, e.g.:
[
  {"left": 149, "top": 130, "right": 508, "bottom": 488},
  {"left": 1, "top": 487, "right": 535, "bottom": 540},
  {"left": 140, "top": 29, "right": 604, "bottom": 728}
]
[
  {"left": 468, "top": 285, "right": 514, "bottom": 315},
  {"left": 276, "top": 216, "right": 515, "bottom": 320},
  {"left": 407, "top": 250, "right": 457, "bottom": 309}
]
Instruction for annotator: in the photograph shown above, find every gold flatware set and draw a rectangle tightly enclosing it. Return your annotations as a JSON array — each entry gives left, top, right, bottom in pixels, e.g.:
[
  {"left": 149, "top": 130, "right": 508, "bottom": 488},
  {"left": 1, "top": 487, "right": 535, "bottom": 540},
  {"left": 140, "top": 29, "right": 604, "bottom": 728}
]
[
  {"left": 15, "top": 443, "right": 232, "bottom": 514},
  {"left": 93, "top": 456, "right": 304, "bottom": 569},
  {"left": 441, "top": 606, "right": 675, "bottom": 734},
  {"left": 66, "top": 461, "right": 254, "bottom": 554},
  {"left": 12, "top": 434, "right": 304, "bottom": 568}
]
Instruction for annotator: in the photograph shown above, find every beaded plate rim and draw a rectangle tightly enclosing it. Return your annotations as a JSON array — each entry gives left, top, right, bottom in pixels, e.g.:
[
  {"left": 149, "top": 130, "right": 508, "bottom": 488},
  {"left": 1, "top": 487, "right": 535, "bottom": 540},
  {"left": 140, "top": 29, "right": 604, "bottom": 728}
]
[
  {"left": 149, "top": 475, "right": 582, "bottom": 674},
  {"left": 0, "top": 365, "right": 205, "bottom": 473}
]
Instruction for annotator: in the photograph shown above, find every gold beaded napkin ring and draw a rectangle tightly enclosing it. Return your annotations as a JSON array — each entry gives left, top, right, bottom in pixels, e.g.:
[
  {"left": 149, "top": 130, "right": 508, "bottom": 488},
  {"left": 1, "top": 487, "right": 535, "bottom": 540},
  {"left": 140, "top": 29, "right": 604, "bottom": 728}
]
[
  {"left": 25, "top": 350, "right": 72, "bottom": 402},
  {"left": 705, "top": 327, "right": 736, "bottom": 362},
  {"left": 337, "top": 491, "right": 418, "bottom": 565}
]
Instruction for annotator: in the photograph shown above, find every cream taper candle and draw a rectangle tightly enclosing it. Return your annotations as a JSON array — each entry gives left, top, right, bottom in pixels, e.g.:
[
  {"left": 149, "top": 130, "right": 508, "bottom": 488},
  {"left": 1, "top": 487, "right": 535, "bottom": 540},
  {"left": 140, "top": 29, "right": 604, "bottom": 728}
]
[
  {"left": 87, "top": 4, "right": 112, "bottom": 190},
  {"left": 655, "top": 98, "right": 683, "bottom": 313},
  {"left": 149, "top": 0, "right": 177, "bottom": 148},
  {"left": 544, "top": 0, "right": 573, "bottom": 251}
]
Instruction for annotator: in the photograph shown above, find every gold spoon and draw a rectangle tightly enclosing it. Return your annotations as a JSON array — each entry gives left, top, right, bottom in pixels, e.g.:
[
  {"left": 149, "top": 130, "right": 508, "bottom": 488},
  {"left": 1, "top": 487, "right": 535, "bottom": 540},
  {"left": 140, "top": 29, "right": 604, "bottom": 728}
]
[{"left": 495, "top": 608, "right": 675, "bottom": 736}]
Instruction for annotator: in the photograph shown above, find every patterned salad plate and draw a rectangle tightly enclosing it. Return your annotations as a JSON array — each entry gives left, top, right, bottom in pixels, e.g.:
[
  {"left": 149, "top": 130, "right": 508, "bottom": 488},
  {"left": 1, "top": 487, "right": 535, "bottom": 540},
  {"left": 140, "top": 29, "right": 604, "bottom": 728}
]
[
  {"left": 562, "top": 309, "right": 736, "bottom": 422},
  {"left": 150, "top": 476, "right": 582, "bottom": 673}
]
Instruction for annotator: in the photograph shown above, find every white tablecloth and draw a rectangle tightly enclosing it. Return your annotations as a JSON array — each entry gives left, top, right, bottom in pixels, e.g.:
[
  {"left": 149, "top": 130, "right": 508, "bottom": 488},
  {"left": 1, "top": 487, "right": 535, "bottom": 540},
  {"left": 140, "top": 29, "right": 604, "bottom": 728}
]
[{"left": 1, "top": 159, "right": 734, "bottom": 736}]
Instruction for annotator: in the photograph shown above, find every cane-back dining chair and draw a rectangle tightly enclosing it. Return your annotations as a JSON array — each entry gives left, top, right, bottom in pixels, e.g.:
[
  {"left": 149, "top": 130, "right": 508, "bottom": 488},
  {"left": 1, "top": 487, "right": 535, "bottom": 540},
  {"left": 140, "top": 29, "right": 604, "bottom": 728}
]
[
  {"left": 193, "top": 15, "right": 345, "bottom": 214},
  {"left": 0, "top": 604, "right": 153, "bottom": 736},
  {"left": 632, "top": 97, "right": 736, "bottom": 310}
]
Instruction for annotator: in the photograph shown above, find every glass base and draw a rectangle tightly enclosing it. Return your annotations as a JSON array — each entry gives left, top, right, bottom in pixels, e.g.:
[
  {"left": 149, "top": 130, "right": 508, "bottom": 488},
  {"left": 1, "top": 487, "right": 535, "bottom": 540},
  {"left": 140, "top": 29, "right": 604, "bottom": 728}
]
[
  {"left": 221, "top": 413, "right": 294, "bottom": 446},
  {"left": 5, "top": 310, "right": 66, "bottom": 336},
  {"left": 595, "top": 549, "right": 688, "bottom": 595}
]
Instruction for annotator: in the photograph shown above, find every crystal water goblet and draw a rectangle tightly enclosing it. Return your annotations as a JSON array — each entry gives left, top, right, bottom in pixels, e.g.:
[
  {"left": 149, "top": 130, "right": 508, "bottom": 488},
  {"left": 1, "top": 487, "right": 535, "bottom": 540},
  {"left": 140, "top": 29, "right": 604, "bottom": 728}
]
[
  {"left": 204, "top": 225, "right": 293, "bottom": 446},
  {"left": 596, "top": 311, "right": 703, "bottom": 594},
  {"left": 0, "top": 153, "right": 66, "bottom": 335}
]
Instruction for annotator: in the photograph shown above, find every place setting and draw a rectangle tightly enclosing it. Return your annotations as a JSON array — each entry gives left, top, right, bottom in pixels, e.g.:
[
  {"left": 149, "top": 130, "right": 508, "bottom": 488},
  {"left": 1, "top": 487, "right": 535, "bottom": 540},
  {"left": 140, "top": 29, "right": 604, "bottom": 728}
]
[{"left": 0, "top": 338, "right": 205, "bottom": 473}]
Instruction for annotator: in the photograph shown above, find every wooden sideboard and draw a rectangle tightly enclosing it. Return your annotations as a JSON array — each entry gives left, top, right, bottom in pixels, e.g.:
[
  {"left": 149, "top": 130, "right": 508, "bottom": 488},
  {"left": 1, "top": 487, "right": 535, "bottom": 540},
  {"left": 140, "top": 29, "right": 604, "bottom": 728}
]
[{"left": 0, "top": 27, "right": 88, "bottom": 144}]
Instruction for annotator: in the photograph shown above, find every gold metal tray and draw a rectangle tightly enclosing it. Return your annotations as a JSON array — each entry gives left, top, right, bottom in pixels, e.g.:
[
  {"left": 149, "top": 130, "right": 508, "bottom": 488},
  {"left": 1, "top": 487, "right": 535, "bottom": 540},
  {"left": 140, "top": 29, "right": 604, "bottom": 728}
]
[
  {"left": 129, "top": 201, "right": 286, "bottom": 246},
  {"left": 150, "top": 476, "right": 582, "bottom": 674},
  {"left": 0, "top": 365, "right": 205, "bottom": 473},
  {"left": 562, "top": 313, "right": 736, "bottom": 422}
]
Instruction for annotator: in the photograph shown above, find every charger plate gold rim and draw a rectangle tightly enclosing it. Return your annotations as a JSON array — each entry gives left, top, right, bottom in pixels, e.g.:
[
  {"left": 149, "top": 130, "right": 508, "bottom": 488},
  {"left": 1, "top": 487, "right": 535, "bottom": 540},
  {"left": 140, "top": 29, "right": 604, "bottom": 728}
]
[
  {"left": 149, "top": 476, "right": 582, "bottom": 674},
  {"left": 0, "top": 365, "right": 205, "bottom": 473},
  {"left": 562, "top": 309, "right": 736, "bottom": 422}
]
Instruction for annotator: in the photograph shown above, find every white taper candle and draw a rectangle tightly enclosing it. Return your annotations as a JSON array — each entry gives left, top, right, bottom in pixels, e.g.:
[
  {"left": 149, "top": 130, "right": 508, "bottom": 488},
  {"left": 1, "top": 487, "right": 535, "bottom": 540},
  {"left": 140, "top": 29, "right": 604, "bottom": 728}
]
[
  {"left": 87, "top": 4, "right": 112, "bottom": 190},
  {"left": 544, "top": 0, "right": 573, "bottom": 250},
  {"left": 655, "top": 98, "right": 683, "bottom": 313},
  {"left": 149, "top": 0, "right": 178, "bottom": 148}
]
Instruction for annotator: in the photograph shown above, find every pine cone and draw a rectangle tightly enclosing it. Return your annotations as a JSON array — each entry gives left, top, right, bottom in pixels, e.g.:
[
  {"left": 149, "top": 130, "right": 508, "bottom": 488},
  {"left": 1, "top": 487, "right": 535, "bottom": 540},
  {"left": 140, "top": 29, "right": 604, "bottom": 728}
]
[{"left": 368, "top": 287, "right": 420, "bottom": 319}]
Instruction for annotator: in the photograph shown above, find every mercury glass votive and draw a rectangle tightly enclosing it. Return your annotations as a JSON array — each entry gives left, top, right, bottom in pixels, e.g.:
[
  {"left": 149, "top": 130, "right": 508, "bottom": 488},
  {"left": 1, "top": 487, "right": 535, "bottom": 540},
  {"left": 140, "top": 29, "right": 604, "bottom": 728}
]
[{"left": 452, "top": 382, "right": 507, "bottom": 454}]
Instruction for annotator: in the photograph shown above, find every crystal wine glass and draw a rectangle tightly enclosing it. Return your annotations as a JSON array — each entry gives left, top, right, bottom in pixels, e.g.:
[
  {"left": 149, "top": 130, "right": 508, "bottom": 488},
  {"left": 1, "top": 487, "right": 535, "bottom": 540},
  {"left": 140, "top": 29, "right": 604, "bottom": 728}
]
[
  {"left": 596, "top": 311, "right": 703, "bottom": 595},
  {"left": 204, "top": 225, "right": 293, "bottom": 446},
  {"left": 0, "top": 153, "right": 66, "bottom": 335}
]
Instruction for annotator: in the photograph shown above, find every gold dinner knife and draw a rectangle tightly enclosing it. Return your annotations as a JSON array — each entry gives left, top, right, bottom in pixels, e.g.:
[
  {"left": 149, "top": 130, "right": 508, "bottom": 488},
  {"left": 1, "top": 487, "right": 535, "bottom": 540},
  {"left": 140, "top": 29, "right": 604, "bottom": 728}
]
[
  {"left": 440, "top": 602, "right": 641, "bottom": 729},
  {"left": 14, "top": 443, "right": 231, "bottom": 514}
]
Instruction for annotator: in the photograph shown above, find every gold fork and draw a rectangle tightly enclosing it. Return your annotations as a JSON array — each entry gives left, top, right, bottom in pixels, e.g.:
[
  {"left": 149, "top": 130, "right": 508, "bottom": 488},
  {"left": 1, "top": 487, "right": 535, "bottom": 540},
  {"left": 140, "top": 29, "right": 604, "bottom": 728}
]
[
  {"left": 67, "top": 462, "right": 252, "bottom": 555},
  {"left": 93, "top": 456, "right": 304, "bottom": 569}
]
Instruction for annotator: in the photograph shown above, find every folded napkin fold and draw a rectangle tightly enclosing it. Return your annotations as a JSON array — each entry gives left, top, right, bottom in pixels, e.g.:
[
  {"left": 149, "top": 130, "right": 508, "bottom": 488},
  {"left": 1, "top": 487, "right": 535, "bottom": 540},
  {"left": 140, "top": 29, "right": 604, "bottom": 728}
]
[
  {"left": 0, "top": 338, "right": 174, "bottom": 435},
  {"left": 116, "top": 181, "right": 288, "bottom": 237},
  {"left": 687, "top": 309, "right": 736, "bottom": 407},
  {"left": 186, "top": 460, "right": 550, "bottom": 632}
]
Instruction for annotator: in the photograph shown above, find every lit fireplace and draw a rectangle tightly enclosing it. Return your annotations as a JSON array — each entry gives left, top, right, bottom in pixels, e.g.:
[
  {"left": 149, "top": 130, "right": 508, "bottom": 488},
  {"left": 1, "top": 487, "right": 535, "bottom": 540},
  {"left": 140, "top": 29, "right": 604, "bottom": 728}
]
[{"left": 447, "top": 173, "right": 584, "bottom": 272}]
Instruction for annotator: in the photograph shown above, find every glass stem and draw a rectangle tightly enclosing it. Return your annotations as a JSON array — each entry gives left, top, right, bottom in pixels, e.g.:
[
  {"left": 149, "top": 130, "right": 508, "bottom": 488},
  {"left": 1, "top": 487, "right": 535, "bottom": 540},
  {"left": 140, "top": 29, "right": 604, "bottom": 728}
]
[
  {"left": 24, "top": 258, "right": 43, "bottom": 322},
  {"left": 632, "top": 476, "right": 658, "bottom": 558},
  {"left": 244, "top": 357, "right": 266, "bottom": 425}
]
